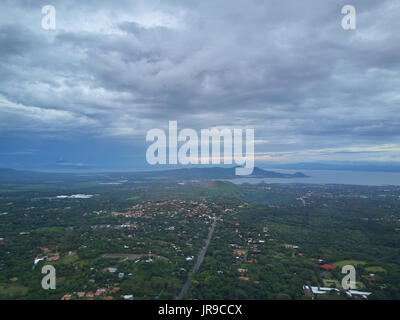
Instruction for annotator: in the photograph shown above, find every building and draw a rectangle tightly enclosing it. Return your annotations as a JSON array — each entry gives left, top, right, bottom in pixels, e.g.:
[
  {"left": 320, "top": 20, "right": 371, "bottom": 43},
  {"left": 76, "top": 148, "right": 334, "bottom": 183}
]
[
  {"left": 345, "top": 290, "right": 372, "bottom": 298},
  {"left": 46, "top": 253, "right": 60, "bottom": 262},
  {"left": 320, "top": 264, "right": 336, "bottom": 271},
  {"left": 310, "top": 286, "right": 340, "bottom": 294}
]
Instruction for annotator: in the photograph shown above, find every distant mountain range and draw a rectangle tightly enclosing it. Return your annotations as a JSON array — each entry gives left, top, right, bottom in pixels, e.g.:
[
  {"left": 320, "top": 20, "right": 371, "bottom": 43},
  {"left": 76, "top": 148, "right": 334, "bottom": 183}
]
[
  {"left": 0, "top": 168, "right": 62, "bottom": 184},
  {"left": 0, "top": 167, "right": 308, "bottom": 184},
  {"left": 265, "top": 162, "right": 400, "bottom": 172},
  {"left": 133, "top": 167, "right": 308, "bottom": 180}
]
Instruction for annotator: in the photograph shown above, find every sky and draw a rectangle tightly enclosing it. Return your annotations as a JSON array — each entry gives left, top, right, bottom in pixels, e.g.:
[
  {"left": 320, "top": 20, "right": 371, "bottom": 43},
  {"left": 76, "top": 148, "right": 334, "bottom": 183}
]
[{"left": 0, "top": 0, "right": 399, "bottom": 170}]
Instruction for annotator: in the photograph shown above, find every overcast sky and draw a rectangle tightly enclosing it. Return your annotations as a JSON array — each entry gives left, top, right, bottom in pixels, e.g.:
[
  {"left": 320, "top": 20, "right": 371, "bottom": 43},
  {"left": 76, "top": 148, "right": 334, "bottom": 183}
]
[{"left": 0, "top": 0, "right": 399, "bottom": 170}]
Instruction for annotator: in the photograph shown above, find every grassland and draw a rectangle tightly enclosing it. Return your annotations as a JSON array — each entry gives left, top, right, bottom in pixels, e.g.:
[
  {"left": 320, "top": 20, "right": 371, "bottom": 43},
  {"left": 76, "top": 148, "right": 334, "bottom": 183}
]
[{"left": 333, "top": 260, "right": 367, "bottom": 268}]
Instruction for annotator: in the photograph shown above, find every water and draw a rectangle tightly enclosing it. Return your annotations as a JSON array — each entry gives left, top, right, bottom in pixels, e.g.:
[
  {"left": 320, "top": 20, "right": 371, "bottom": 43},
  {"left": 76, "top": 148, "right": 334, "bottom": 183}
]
[{"left": 228, "top": 169, "right": 400, "bottom": 186}]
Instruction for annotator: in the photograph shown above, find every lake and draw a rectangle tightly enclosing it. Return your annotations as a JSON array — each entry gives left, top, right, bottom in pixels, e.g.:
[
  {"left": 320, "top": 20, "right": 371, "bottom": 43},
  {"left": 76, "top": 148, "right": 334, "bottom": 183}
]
[{"left": 228, "top": 169, "right": 400, "bottom": 186}]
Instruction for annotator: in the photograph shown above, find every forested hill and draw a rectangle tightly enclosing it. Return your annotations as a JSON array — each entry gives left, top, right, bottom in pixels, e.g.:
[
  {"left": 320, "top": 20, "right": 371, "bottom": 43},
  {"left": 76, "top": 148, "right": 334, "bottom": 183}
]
[
  {"left": 0, "top": 167, "right": 308, "bottom": 184},
  {"left": 133, "top": 167, "right": 308, "bottom": 179}
]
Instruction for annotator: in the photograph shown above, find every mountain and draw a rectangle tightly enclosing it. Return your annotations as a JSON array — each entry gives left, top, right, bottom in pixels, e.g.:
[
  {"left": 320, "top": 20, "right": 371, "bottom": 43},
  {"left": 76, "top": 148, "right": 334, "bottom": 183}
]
[
  {"left": 132, "top": 167, "right": 309, "bottom": 180},
  {"left": 0, "top": 168, "right": 18, "bottom": 175},
  {"left": 0, "top": 167, "right": 309, "bottom": 184},
  {"left": 251, "top": 167, "right": 308, "bottom": 178},
  {"left": 0, "top": 168, "right": 62, "bottom": 184},
  {"left": 265, "top": 162, "right": 400, "bottom": 172}
]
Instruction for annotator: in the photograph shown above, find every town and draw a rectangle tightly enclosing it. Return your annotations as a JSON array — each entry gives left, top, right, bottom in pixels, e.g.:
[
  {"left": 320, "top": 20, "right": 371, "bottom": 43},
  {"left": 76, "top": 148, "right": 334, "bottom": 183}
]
[{"left": 0, "top": 176, "right": 398, "bottom": 300}]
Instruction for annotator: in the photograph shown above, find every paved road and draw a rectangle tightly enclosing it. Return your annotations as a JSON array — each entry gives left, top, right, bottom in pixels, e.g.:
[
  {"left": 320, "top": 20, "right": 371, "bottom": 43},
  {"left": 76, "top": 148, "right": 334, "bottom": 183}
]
[{"left": 176, "top": 217, "right": 217, "bottom": 300}]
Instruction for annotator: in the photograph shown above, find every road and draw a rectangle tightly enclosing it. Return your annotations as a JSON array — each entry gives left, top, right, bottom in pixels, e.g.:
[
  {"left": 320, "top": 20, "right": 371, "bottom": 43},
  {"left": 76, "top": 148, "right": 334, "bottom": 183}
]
[{"left": 176, "top": 216, "right": 217, "bottom": 300}]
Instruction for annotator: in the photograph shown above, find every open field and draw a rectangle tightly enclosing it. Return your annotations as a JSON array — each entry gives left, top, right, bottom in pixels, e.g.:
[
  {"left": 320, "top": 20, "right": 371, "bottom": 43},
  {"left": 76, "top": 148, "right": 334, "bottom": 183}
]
[
  {"left": 322, "top": 279, "right": 340, "bottom": 288},
  {"left": 333, "top": 260, "right": 367, "bottom": 268},
  {"left": 0, "top": 285, "right": 29, "bottom": 299},
  {"left": 365, "top": 266, "right": 387, "bottom": 273}
]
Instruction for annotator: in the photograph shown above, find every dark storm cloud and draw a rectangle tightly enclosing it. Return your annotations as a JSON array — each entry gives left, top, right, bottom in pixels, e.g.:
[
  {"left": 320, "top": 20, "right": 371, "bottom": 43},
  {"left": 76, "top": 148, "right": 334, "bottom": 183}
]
[{"left": 0, "top": 0, "right": 399, "bottom": 164}]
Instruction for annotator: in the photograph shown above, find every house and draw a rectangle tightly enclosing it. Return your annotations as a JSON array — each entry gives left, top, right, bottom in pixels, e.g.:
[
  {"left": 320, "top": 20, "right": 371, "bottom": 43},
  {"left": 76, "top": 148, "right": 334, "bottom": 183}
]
[
  {"left": 61, "top": 294, "right": 71, "bottom": 300},
  {"left": 123, "top": 295, "right": 133, "bottom": 300},
  {"left": 310, "top": 286, "right": 340, "bottom": 294},
  {"left": 320, "top": 264, "right": 336, "bottom": 271},
  {"left": 34, "top": 256, "right": 47, "bottom": 265},
  {"left": 110, "top": 287, "right": 120, "bottom": 294},
  {"left": 46, "top": 253, "right": 60, "bottom": 262},
  {"left": 77, "top": 292, "right": 85, "bottom": 298},
  {"left": 345, "top": 290, "right": 372, "bottom": 298},
  {"left": 234, "top": 249, "right": 245, "bottom": 256},
  {"left": 303, "top": 285, "right": 313, "bottom": 297},
  {"left": 361, "top": 275, "right": 376, "bottom": 281}
]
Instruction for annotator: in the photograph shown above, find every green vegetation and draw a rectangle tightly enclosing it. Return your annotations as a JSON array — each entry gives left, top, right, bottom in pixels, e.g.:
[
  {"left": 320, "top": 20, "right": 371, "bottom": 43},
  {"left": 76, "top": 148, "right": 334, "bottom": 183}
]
[
  {"left": 0, "top": 177, "right": 399, "bottom": 300},
  {"left": 322, "top": 279, "right": 340, "bottom": 288},
  {"left": 365, "top": 266, "right": 387, "bottom": 273},
  {"left": 333, "top": 260, "right": 367, "bottom": 268}
]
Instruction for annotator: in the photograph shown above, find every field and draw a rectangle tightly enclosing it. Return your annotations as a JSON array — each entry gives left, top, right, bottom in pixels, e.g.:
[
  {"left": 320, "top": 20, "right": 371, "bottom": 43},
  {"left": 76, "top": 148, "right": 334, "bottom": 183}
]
[
  {"left": 333, "top": 260, "right": 367, "bottom": 268},
  {"left": 365, "top": 266, "right": 387, "bottom": 273},
  {"left": 322, "top": 279, "right": 340, "bottom": 288},
  {"left": 0, "top": 285, "right": 29, "bottom": 299}
]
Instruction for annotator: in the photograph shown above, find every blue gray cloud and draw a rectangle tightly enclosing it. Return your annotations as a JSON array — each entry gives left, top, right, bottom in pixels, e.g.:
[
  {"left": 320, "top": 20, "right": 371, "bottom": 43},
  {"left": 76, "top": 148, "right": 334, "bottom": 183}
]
[{"left": 0, "top": 0, "right": 399, "bottom": 168}]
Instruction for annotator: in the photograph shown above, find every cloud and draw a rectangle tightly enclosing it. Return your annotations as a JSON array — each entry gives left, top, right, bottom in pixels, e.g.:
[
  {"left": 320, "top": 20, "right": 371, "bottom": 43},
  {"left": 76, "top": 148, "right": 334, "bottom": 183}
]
[
  {"left": 0, "top": 95, "right": 98, "bottom": 132},
  {"left": 0, "top": 0, "right": 399, "bottom": 167}
]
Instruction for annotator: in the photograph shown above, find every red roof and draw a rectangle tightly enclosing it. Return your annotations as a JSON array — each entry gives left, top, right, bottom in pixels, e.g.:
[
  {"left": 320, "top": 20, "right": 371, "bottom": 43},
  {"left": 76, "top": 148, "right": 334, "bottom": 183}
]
[
  {"left": 361, "top": 275, "right": 376, "bottom": 281},
  {"left": 303, "top": 289, "right": 313, "bottom": 297},
  {"left": 46, "top": 254, "right": 59, "bottom": 261},
  {"left": 320, "top": 264, "right": 336, "bottom": 270}
]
